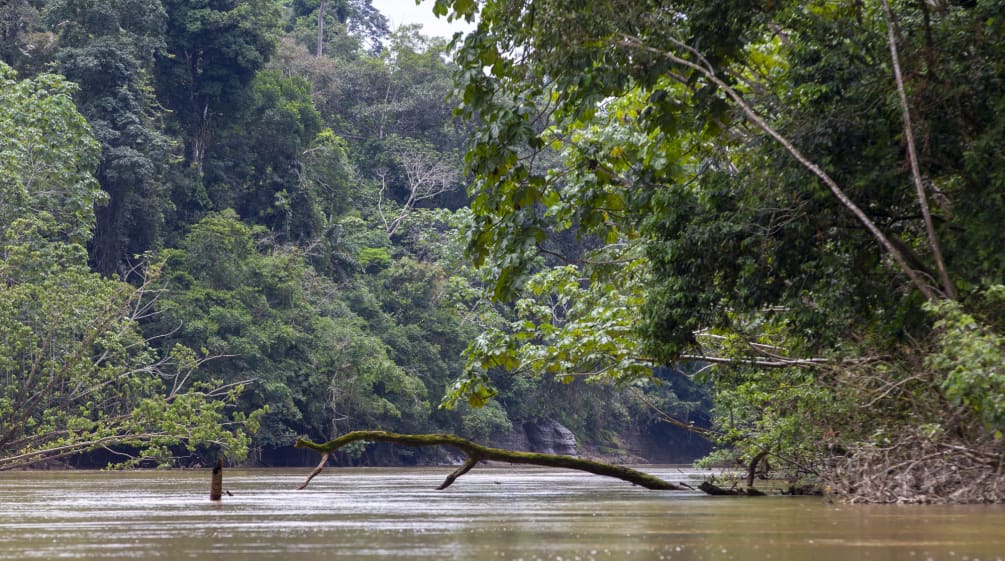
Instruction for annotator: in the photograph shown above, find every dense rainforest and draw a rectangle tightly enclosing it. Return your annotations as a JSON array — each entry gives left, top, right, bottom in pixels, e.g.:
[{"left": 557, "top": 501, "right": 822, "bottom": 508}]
[
  {"left": 2, "top": 0, "right": 1004, "bottom": 503},
  {"left": 0, "top": 0, "right": 707, "bottom": 473}
]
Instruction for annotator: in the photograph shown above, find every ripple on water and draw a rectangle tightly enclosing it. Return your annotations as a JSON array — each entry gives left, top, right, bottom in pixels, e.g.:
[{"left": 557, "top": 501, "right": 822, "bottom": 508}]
[{"left": 1, "top": 468, "right": 1004, "bottom": 561}]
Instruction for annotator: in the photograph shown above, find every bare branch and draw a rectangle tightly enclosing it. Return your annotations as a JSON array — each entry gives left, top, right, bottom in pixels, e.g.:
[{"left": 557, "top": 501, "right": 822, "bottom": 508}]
[
  {"left": 437, "top": 456, "right": 479, "bottom": 490},
  {"left": 630, "top": 388, "right": 719, "bottom": 439},
  {"left": 297, "top": 451, "right": 331, "bottom": 490},
  {"left": 882, "top": 0, "right": 955, "bottom": 299},
  {"left": 679, "top": 354, "right": 832, "bottom": 368},
  {"left": 616, "top": 34, "right": 939, "bottom": 301},
  {"left": 379, "top": 142, "right": 461, "bottom": 236}
]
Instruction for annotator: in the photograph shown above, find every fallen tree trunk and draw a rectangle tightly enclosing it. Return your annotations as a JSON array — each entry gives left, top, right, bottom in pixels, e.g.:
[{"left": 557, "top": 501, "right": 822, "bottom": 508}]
[
  {"left": 294, "top": 430, "right": 688, "bottom": 491},
  {"left": 698, "top": 481, "right": 766, "bottom": 496}
]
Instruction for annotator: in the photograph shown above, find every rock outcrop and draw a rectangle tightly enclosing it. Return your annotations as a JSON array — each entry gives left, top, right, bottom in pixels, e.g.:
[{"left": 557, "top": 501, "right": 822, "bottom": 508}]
[
  {"left": 523, "top": 419, "right": 578, "bottom": 456},
  {"left": 491, "top": 419, "right": 578, "bottom": 457}
]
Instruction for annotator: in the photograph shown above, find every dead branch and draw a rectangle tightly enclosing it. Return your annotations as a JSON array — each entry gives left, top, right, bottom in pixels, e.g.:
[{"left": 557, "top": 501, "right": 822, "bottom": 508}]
[
  {"left": 294, "top": 430, "right": 685, "bottom": 491},
  {"left": 298, "top": 451, "right": 331, "bottom": 490},
  {"left": 630, "top": 388, "right": 719, "bottom": 439},
  {"left": 378, "top": 144, "right": 461, "bottom": 237},
  {"left": 699, "top": 481, "right": 766, "bottom": 496}
]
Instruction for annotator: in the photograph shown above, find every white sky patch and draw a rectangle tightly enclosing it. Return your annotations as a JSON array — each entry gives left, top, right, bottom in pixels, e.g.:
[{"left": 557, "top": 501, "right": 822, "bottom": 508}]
[{"left": 370, "top": 0, "right": 475, "bottom": 39}]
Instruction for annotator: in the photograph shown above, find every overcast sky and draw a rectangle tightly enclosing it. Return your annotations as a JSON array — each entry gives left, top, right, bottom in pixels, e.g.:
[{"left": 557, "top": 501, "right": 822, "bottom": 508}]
[{"left": 370, "top": 0, "right": 474, "bottom": 38}]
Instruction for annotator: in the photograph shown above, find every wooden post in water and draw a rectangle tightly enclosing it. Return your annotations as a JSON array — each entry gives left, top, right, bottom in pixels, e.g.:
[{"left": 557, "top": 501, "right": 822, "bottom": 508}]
[{"left": 210, "top": 458, "right": 223, "bottom": 501}]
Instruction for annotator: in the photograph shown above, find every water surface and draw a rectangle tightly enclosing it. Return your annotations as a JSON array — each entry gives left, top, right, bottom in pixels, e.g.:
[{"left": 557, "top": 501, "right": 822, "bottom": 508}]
[{"left": 1, "top": 467, "right": 1003, "bottom": 560}]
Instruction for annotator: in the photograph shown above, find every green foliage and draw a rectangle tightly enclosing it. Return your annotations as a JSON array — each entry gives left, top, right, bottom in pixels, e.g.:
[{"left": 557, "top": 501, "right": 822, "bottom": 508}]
[
  {"left": 205, "top": 70, "right": 325, "bottom": 239},
  {"left": 927, "top": 293, "right": 1005, "bottom": 431},
  {"left": 148, "top": 211, "right": 429, "bottom": 448},
  {"left": 157, "top": 0, "right": 281, "bottom": 113},
  {"left": 275, "top": 24, "right": 461, "bottom": 174},
  {"left": 0, "top": 63, "right": 103, "bottom": 244},
  {"left": 456, "top": 257, "right": 653, "bottom": 406},
  {"left": 0, "top": 253, "right": 253, "bottom": 468},
  {"left": 457, "top": 400, "right": 512, "bottom": 442},
  {"left": 358, "top": 247, "right": 391, "bottom": 270},
  {"left": 155, "top": 0, "right": 281, "bottom": 204},
  {"left": 0, "top": 68, "right": 253, "bottom": 468},
  {"left": 0, "top": 0, "right": 51, "bottom": 73},
  {"left": 289, "top": 0, "right": 389, "bottom": 53},
  {"left": 4, "top": 0, "right": 727, "bottom": 469},
  {"left": 42, "top": 0, "right": 172, "bottom": 274},
  {"left": 441, "top": 0, "right": 1005, "bottom": 489}
]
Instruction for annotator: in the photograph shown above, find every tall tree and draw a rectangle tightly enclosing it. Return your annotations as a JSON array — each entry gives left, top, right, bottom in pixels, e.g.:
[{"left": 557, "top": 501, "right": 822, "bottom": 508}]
[
  {"left": 43, "top": 0, "right": 173, "bottom": 276},
  {"left": 203, "top": 69, "right": 324, "bottom": 239},
  {"left": 155, "top": 0, "right": 281, "bottom": 204},
  {"left": 0, "top": 63, "right": 102, "bottom": 243},
  {"left": 290, "top": 0, "right": 389, "bottom": 55}
]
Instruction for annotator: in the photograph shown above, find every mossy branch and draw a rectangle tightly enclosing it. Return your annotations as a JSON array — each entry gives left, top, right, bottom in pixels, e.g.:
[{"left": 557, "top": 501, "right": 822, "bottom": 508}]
[{"left": 294, "top": 430, "right": 686, "bottom": 491}]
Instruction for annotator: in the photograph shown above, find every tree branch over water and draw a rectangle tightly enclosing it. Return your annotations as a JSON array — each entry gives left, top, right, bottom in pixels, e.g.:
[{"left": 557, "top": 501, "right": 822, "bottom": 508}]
[{"left": 294, "top": 430, "right": 687, "bottom": 491}]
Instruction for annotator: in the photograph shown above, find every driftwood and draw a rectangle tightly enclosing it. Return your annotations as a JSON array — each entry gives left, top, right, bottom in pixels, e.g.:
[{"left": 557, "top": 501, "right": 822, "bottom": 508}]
[
  {"left": 824, "top": 426, "right": 1005, "bottom": 504},
  {"left": 294, "top": 430, "right": 688, "bottom": 491},
  {"left": 698, "top": 481, "right": 766, "bottom": 496}
]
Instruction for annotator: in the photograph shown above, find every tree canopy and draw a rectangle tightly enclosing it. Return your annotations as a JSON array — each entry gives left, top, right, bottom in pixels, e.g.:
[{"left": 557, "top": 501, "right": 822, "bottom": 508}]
[
  {"left": 2, "top": 3, "right": 676, "bottom": 471},
  {"left": 5, "top": 0, "right": 1003, "bottom": 501},
  {"left": 437, "top": 0, "right": 1005, "bottom": 502},
  {"left": 0, "top": 64, "right": 256, "bottom": 469}
]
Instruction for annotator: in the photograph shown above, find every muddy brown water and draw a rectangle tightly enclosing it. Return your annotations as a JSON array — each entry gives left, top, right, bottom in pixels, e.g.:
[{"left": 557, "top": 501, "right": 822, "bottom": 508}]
[{"left": 1, "top": 467, "right": 1003, "bottom": 560}]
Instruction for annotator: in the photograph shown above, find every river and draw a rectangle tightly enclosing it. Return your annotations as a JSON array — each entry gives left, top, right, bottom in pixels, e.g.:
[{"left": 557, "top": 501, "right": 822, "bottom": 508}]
[{"left": 1, "top": 467, "right": 1003, "bottom": 560}]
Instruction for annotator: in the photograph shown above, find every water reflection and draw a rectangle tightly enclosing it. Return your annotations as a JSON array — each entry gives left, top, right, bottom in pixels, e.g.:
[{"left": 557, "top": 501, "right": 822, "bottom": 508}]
[{"left": 1, "top": 467, "right": 1003, "bottom": 560}]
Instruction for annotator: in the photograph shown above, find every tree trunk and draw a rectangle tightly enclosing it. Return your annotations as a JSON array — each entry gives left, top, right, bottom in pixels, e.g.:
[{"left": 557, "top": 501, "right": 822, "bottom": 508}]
[
  {"left": 90, "top": 188, "right": 122, "bottom": 277},
  {"left": 210, "top": 458, "right": 223, "bottom": 501},
  {"left": 882, "top": 0, "right": 955, "bottom": 299},
  {"left": 294, "top": 431, "right": 688, "bottom": 491},
  {"left": 746, "top": 448, "right": 770, "bottom": 488},
  {"left": 191, "top": 102, "right": 209, "bottom": 180},
  {"left": 698, "top": 481, "right": 765, "bottom": 496},
  {"left": 316, "top": 0, "right": 326, "bottom": 58}
]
